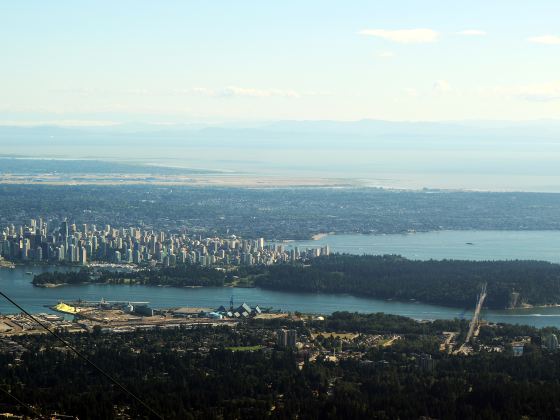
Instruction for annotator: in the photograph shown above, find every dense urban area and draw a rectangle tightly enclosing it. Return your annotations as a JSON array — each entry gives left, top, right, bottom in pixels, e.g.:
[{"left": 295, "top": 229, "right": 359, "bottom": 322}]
[
  {"left": 2, "top": 185, "right": 560, "bottom": 239},
  {"left": 2, "top": 187, "right": 560, "bottom": 418},
  {"left": 0, "top": 216, "right": 329, "bottom": 268},
  {"left": 3, "top": 215, "right": 560, "bottom": 309}
]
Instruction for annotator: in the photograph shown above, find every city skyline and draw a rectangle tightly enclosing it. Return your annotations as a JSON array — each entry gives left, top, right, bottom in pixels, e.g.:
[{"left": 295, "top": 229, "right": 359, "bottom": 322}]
[{"left": 1, "top": 216, "right": 330, "bottom": 268}]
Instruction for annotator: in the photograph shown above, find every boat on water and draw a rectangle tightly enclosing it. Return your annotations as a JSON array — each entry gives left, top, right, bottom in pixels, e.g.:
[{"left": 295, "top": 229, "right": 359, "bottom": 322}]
[{"left": 25, "top": 271, "right": 33, "bottom": 275}]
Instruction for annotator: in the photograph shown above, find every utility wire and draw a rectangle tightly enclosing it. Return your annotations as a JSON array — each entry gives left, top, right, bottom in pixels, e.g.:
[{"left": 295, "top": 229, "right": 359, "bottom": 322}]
[
  {"left": 0, "top": 290, "right": 164, "bottom": 420},
  {"left": 0, "top": 385, "right": 44, "bottom": 418}
]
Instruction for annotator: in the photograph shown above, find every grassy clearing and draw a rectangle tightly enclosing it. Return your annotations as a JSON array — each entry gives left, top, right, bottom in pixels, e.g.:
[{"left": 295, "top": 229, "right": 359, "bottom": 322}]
[{"left": 225, "top": 345, "right": 264, "bottom": 352}]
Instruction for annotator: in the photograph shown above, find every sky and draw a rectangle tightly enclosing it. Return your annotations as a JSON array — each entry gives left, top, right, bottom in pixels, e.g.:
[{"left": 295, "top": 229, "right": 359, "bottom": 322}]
[{"left": 1, "top": 0, "right": 560, "bottom": 125}]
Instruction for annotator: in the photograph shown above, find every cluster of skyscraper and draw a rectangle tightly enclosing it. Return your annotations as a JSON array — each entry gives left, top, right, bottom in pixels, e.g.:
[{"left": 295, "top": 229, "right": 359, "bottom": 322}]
[{"left": 0, "top": 218, "right": 330, "bottom": 267}]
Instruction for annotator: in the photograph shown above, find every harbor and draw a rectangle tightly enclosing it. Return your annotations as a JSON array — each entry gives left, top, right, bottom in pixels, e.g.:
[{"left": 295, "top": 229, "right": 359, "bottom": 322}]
[
  {"left": 5, "top": 248, "right": 560, "bottom": 328},
  {"left": 0, "top": 296, "right": 285, "bottom": 337}
]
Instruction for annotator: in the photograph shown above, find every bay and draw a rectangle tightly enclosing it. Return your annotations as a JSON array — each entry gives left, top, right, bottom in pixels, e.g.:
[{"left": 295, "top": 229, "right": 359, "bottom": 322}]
[
  {"left": 2, "top": 263, "right": 560, "bottom": 328},
  {"left": 283, "top": 230, "right": 560, "bottom": 263}
]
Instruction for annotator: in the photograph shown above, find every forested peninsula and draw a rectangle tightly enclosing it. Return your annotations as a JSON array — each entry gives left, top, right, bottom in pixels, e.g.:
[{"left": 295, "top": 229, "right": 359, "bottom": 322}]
[
  {"left": 33, "top": 255, "right": 560, "bottom": 309},
  {"left": 32, "top": 265, "right": 225, "bottom": 287},
  {"left": 255, "top": 255, "right": 560, "bottom": 309}
]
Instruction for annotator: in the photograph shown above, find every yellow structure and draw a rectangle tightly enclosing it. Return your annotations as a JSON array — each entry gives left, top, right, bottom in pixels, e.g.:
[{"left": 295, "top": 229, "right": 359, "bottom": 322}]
[{"left": 53, "top": 302, "right": 80, "bottom": 314}]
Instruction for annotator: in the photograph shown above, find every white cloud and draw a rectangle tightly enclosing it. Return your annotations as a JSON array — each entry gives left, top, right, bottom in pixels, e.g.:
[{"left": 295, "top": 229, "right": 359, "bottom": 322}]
[
  {"left": 301, "top": 90, "right": 332, "bottom": 96},
  {"left": 189, "top": 87, "right": 215, "bottom": 96},
  {"left": 488, "top": 83, "right": 560, "bottom": 101},
  {"left": 49, "top": 87, "right": 101, "bottom": 96},
  {"left": 377, "top": 51, "right": 396, "bottom": 58},
  {"left": 189, "top": 86, "right": 300, "bottom": 98},
  {"left": 124, "top": 88, "right": 152, "bottom": 95},
  {"left": 456, "top": 29, "right": 486, "bottom": 36},
  {"left": 528, "top": 35, "right": 560, "bottom": 45},
  {"left": 433, "top": 80, "right": 451, "bottom": 93},
  {"left": 222, "top": 86, "right": 300, "bottom": 98},
  {"left": 403, "top": 88, "right": 419, "bottom": 97},
  {"left": 50, "top": 87, "right": 156, "bottom": 96},
  {"left": 359, "top": 28, "right": 439, "bottom": 44}
]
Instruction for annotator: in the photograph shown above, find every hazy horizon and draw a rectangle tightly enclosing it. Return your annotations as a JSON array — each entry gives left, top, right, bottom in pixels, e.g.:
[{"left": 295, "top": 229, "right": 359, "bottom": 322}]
[
  {"left": 2, "top": 1, "right": 560, "bottom": 191},
  {"left": 2, "top": 119, "right": 560, "bottom": 192}
]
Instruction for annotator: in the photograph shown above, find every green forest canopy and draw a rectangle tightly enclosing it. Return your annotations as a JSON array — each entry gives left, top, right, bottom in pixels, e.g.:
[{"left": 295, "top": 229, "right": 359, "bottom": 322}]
[{"left": 256, "top": 255, "right": 560, "bottom": 309}]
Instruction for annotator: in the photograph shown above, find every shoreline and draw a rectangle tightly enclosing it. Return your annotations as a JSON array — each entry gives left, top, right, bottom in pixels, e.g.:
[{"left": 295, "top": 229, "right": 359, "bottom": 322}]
[
  {"left": 510, "top": 303, "right": 560, "bottom": 310},
  {"left": 311, "top": 233, "right": 329, "bottom": 241},
  {"left": 29, "top": 279, "right": 554, "bottom": 312},
  {"left": 11, "top": 258, "right": 560, "bottom": 314},
  {"left": 34, "top": 283, "right": 66, "bottom": 288}
]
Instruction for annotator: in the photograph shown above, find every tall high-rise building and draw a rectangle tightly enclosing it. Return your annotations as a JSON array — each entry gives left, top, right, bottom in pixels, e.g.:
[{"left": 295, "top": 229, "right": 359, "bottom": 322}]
[
  {"left": 545, "top": 334, "right": 559, "bottom": 351},
  {"left": 277, "top": 329, "right": 288, "bottom": 347},
  {"left": 277, "top": 329, "right": 297, "bottom": 348},
  {"left": 35, "top": 246, "right": 43, "bottom": 262},
  {"left": 67, "top": 244, "right": 75, "bottom": 262},
  {"left": 287, "top": 330, "right": 297, "bottom": 348},
  {"left": 1, "top": 240, "right": 10, "bottom": 257},
  {"left": 60, "top": 220, "right": 69, "bottom": 240},
  {"left": 21, "top": 239, "right": 30, "bottom": 260},
  {"left": 80, "top": 246, "right": 87, "bottom": 265}
]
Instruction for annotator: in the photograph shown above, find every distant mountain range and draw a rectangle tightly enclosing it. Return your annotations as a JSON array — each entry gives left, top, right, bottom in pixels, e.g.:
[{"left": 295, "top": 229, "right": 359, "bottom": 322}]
[
  {"left": 2, "top": 119, "right": 560, "bottom": 149},
  {"left": 2, "top": 120, "right": 560, "bottom": 191}
]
